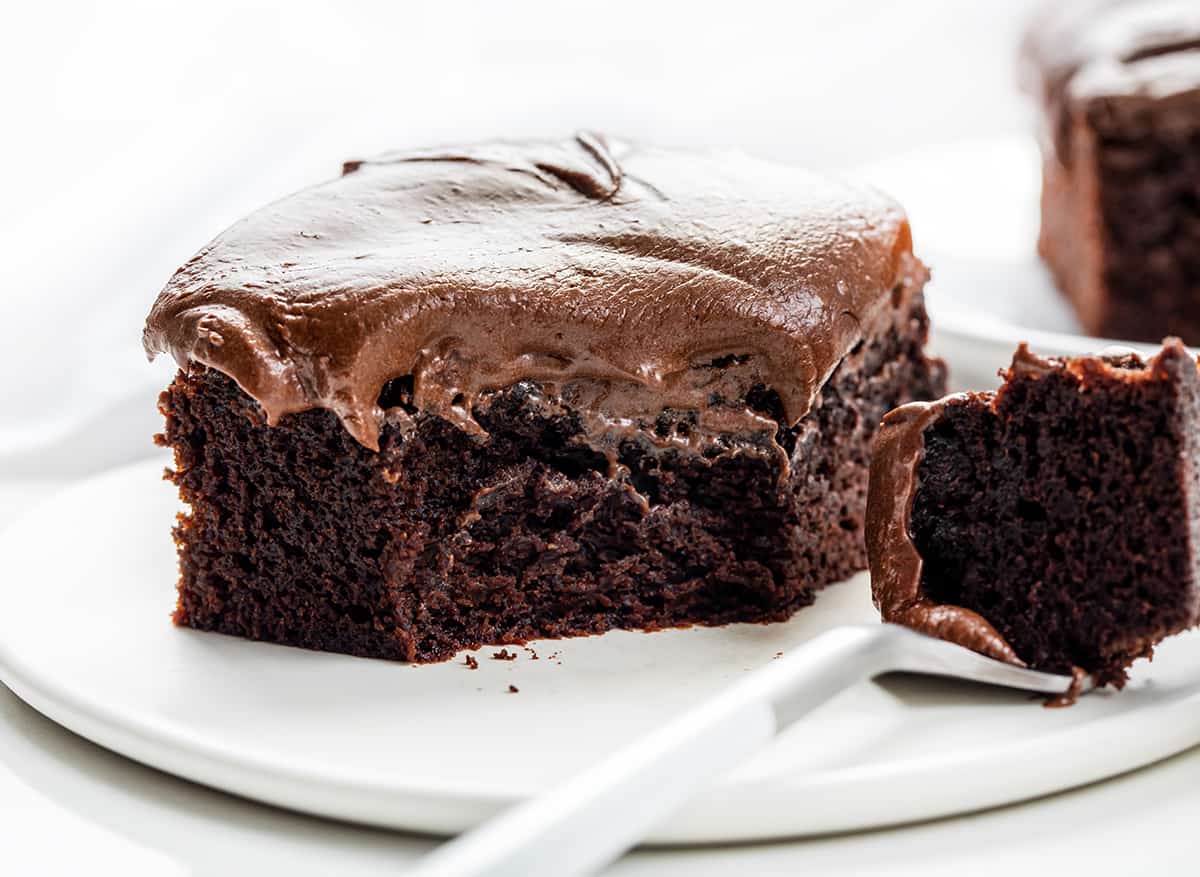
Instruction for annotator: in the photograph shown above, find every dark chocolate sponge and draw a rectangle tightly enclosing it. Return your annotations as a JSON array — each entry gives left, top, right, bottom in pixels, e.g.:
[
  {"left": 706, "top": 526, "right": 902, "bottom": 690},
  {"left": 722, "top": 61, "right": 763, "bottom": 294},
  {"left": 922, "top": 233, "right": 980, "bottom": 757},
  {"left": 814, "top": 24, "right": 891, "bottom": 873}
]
[
  {"left": 868, "top": 341, "right": 1200, "bottom": 687},
  {"left": 160, "top": 297, "right": 942, "bottom": 662}
]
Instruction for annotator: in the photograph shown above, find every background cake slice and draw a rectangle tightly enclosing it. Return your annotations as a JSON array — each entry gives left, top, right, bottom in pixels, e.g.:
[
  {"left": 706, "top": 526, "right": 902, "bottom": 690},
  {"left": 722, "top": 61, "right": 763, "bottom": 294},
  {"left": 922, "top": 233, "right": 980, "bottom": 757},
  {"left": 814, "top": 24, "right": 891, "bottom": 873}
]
[
  {"left": 1021, "top": 0, "right": 1200, "bottom": 343},
  {"left": 868, "top": 340, "right": 1200, "bottom": 688},
  {"left": 146, "top": 132, "right": 945, "bottom": 663}
]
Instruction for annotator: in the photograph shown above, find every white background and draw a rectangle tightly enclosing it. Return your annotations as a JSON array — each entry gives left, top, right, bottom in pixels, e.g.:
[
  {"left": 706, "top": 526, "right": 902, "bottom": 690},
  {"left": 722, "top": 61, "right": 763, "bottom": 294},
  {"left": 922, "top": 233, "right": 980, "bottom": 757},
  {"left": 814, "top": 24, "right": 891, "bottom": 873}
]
[
  {"left": 1, "top": 0, "right": 1045, "bottom": 477},
  {"left": 6, "top": 1, "right": 1200, "bottom": 874}
]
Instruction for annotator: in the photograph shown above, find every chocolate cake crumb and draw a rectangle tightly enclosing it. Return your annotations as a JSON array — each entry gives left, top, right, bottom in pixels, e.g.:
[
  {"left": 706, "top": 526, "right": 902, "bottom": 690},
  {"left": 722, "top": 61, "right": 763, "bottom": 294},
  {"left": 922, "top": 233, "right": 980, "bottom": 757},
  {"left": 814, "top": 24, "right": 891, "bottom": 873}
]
[
  {"left": 1045, "top": 668, "right": 1089, "bottom": 709},
  {"left": 869, "top": 340, "right": 1200, "bottom": 688},
  {"left": 507, "top": 684, "right": 519, "bottom": 694},
  {"left": 492, "top": 649, "right": 518, "bottom": 661},
  {"left": 158, "top": 301, "right": 941, "bottom": 665},
  {"left": 464, "top": 655, "right": 479, "bottom": 670}
]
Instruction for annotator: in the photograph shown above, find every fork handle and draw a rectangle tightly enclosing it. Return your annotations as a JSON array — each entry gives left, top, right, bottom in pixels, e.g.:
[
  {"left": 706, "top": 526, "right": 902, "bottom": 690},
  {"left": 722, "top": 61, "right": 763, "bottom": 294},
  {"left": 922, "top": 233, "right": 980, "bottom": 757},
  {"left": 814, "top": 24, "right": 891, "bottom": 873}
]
[{"left": 410, "top": 626, "right": 896, "bottom": 877}]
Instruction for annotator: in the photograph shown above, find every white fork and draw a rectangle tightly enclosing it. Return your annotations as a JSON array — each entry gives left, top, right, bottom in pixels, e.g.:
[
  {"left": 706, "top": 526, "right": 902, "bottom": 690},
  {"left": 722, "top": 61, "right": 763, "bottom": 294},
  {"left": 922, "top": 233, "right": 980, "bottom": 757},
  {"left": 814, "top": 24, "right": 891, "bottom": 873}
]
[{"left": 410, "top": 624, "right": 1086, "bottom": 877}]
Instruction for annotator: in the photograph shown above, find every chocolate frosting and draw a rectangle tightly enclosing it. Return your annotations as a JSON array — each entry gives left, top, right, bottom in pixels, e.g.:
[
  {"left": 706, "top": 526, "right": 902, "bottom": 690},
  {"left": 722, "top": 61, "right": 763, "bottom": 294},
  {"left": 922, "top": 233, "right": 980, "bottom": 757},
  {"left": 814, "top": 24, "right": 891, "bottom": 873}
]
[
  {"left": 1022, "top": 1, "right": 1200, "bottom": 159},
  {"left": 866, "top": 395, "right": 1024, "bottom": 666},
  {"left": 144, "top": 132, "right": 919, "bottom": 450}
]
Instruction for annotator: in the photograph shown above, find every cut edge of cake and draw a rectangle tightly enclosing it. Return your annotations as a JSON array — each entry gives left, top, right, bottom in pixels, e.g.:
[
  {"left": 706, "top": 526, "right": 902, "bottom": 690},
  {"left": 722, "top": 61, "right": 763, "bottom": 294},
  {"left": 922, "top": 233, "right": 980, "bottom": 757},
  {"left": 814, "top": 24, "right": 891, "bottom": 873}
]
[{"left": 867, "top": 339, "right": 1200, "bottom": 692}]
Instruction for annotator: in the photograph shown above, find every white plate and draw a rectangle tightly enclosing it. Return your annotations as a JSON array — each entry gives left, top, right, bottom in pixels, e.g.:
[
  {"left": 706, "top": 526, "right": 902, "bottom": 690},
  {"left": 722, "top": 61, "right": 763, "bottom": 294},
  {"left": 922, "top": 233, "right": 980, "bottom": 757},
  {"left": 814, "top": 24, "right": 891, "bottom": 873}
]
[
  {"left": 2, "top": 459, "right": 1200, "bottom": 843},
  {"left": 855, "top": 137, "right": 1171, "bottom": 390}
]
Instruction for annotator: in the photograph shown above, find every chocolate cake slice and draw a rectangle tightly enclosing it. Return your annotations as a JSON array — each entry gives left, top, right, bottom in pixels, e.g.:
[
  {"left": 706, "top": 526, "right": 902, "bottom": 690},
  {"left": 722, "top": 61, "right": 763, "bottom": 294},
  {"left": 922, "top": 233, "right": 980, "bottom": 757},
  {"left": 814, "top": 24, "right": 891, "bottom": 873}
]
[
  {"left": 867, "top": 340, "right": 1200, "bottom": 687},
  {"left": 1021, "top": 0, "right": 1200, "bottom": 343},
  {"left": 145, "top": 132, "right": 945, "bottom": 663}
]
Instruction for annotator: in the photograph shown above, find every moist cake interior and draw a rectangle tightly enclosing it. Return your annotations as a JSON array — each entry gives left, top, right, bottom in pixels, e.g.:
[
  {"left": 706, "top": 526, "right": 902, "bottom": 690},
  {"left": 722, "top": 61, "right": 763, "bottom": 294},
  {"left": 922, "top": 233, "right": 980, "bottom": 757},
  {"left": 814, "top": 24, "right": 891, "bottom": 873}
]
[
  {"left": 160, "top": 305, "right": 941, "bottom": 663},
  {"left": 903, "top": 345, "right": 1200, "bottom": 685}
]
